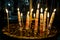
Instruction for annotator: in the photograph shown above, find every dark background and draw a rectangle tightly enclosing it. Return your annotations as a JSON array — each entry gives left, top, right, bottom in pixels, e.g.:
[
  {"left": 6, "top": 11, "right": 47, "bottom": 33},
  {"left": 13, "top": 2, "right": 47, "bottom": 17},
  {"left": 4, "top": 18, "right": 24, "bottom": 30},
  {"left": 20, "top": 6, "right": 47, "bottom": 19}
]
[{"left": 0, "top": 0, "right": 60, "bottom": 40}]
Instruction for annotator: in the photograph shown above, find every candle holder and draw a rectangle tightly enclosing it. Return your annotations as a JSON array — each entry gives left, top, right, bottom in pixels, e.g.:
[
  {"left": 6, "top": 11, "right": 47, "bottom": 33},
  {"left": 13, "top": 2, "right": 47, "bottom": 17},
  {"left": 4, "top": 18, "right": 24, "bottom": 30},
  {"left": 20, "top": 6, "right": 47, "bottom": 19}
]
[{"left": 2, "top": 24, "right": 57, "bottom": 39}]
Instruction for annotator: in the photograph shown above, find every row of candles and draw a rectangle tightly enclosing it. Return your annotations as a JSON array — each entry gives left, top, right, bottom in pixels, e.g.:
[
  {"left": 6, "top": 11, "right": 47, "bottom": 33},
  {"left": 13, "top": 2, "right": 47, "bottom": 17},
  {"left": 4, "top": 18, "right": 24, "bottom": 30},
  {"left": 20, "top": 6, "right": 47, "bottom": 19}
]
[{"left": 5, "top": 3, "right": 56, "bottom": 35}]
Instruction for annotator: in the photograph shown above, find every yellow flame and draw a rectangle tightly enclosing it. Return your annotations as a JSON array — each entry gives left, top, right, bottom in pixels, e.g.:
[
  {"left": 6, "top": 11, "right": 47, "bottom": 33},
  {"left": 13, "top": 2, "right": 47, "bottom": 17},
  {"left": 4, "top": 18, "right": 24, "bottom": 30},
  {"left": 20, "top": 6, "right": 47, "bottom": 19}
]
[
  {"left": 47, "top": 12, "right": 49, "bottom": 18},
  {"left": 45, "top": 8, "right": 48, "bottom": 11},
  {"left": 31, "top": 8, "right": 33, "bottom": 12},
  {"left": 27, "top": 11, "right": 29, "bottom": 15},
  {"left": 53, "top": 9, "right": 56, "bottom": 12},
  {"left": 17, "top": 8, "right": 19, "bottom": 11},
  {"left": 40, "top": 8, "right": 43, "bottom": 13},
  {"left": 33, "top": 13, "right": 35, "bottom": 18},
  {"left": 5, "top": 9, "right": 8, "bottom": 13}
]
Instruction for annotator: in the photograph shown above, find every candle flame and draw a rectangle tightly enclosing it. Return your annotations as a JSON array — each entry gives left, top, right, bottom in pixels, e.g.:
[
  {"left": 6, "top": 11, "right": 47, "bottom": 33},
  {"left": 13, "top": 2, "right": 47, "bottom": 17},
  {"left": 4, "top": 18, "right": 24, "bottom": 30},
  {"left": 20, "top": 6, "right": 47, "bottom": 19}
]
[
  {"left": 31, "top": 9, "right": 33, "bottom": 12},
  {"left": 40, "top": 8, "right": 43, "bottom": 13},
  {"left": 33, "top": 13, "right": 35, "bottom": 18},
  {"left": 21, "top": 13, "right": 23, "bottom": 17},
  {"left": 53, "top": 9, "right": 56, "bottom": 12},
  {"left": 17, "top": 8, "right": 19, "bottom": 11},
  {"left": 45, "top": 8, "right": 48, "bottom": 11},
  {"left": 27, "top": 11, "right": 29, "bottom": 15},
  {"left": 5, "top": 9, "right": 8, "bottom": 13},
  {"left": 47, "top": 12, "right": 49, "bottom": 18},
  {"left": 37, "top": 3, "right": 40, "bottom": 8}
]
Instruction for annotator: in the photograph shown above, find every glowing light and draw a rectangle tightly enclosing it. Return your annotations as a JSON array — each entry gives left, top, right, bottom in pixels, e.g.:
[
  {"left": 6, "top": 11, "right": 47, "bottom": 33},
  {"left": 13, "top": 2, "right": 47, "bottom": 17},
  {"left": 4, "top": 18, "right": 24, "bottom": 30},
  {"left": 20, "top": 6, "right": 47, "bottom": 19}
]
[
  {"left": 53, "top": 9, "right": 56, "bottom": 12},
  {"left": 45, "top": 8, "right": 48, "bottom": 11},
  {"left": 8, "top": 3, "right": 10, "bottom": 6},
  {"left": 27, "top": 11, "right": 29, "bottom": 15},
  {"left": 5, "top": 9, "right": 8, "bottom": 13},
  {"left": 33, "top": 13, "right": 35, "bottom": 18},
  {"left": 31, "top": 9, "right": 33, "bottom": 12},
  {"left": 17, "top": 8, "right": 19, "bottom": 11},
  {"left": 40, "top": 8, "right": 43, "bottom": 13},
  {"left": 47, "top": 12, "right": 49, "bottom": 18},
  {"left": 37, "top": 3, "right": 40, "bottom": 8},
  {"left": 21, "top": 13, "right": 23, "bottom": 17}
]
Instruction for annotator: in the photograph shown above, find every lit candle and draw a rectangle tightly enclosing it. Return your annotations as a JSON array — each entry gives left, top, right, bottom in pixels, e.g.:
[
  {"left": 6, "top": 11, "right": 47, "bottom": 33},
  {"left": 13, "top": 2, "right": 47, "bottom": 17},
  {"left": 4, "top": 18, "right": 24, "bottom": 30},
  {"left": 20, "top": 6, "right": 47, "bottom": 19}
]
[
  {"left": 40, "top": 8, "right": 43, "bottom": 36},
  {"left": 30, "top": 9, "right": 33, "bottom": 28},
  {"left": 34, "top": 9, "right": 39, "bottom": 31},
  {"left": 47, "top": 12, "right": 49, "bottom": 26},
  {"left": 43, "top": 8, "right": 48, "bottom": 31},
  {"left": 30, "top": 8, "right": 33, "bottom": 20},
  {"left": 21, "top": 13, "right": 23, "bottom": 22},
  {"left": 5, "top": 9, "right": 9, "bottom": 32},
  {"left": 34, "top": 4, "right": 40, "bottom": 31},
  {"left": 17, "top": 8, "right": 21, "bottom": 26},
  {"left": 26, "top": 11, "right": 30, "bottom": 30},
  {"left": 47, "top": 12, "right": 50, "bottom": 34},
  {"left": 48, "top": 9, "right": 56, "bottom": 28}
]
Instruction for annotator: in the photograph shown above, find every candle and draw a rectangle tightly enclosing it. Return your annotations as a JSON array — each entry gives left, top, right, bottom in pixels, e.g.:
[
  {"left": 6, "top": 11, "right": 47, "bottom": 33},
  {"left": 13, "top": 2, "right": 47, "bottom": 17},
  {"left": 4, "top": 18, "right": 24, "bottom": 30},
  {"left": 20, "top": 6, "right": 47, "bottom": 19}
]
[
  {"left": 17, "top": 8, "right": 21, "bottom": 26},
  {"left": 34, "top": 9, "right": 39, "bottom": 31},
  {"left": 47, "top": 12, "right": 50, "bottom": 34},
  {"left": 30, "top": 8, "right": 33, "bottom": 19},
  {"left": 5, "top": 9, "right": 9, "bottom": 32},
  {"left": 26, "top": 11, "right": 30, "bottom": 30},
  {"left": 34, "top": 3, "right": 40, "bottom": 31},
  {"left": 43, "top": 8, "right": 48, "bottom": 31},
  {"left": 21, "top": 13, "right": 23, "bottom": 26},
  {"left": 47, "top": 12, "right": 49, "bottom": 26},
  {"left": 48, "top": 9, "right": 56, "bottom": 28},
  {"left": 40, "top": 8, "right": 43, "bottom": 36},
  {"left": 29, "top": 9, "right": 33, "bottom": 28}
]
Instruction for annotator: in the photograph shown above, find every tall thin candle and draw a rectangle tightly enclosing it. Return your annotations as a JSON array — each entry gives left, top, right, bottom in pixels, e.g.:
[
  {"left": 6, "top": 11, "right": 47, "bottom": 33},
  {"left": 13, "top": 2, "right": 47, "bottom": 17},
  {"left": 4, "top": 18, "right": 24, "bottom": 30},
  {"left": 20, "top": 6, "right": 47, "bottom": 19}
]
[
  {"left": 26, "top": 11, "right": 30, "bottom": 30},
  {"left": 47, "top": 12, "right": 50, "bottom": 34},
  {"left": 34, "top": 3, "right": 40, "bottom": 31},
  {"left": 17, "top": 8, "right": 21, "bottom": 26},
  {"left": 34, "top": 9, "right": 39, "bottom": 30},
  {"left": 43, "top": 8, "right": 48, "bottom": 31},
  {"left": 40, "top": 8, "right": 43, "bottom": 36},
  {"left": 6, "top": 9, "right": 9, "bottom": 32},
  {"left": 48, "top": 9, "right": 56, "bottom": 28}
]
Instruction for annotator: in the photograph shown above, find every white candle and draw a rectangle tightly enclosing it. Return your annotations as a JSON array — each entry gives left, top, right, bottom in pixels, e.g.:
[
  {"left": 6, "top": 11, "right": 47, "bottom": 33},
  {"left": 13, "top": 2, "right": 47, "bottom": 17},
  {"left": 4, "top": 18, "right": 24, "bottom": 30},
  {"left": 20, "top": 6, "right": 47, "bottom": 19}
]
[
  {"left": 43, "top": 8, "right": 48, "bottom": 31},
  {"left": 5, "top": 9, "right": 9, "bottom": 32},
  {"left": 17, "top": 8, "right": 21, "bottom": 26},
  {"left": 40, "top": 8, "right": 43, "bottom": 35},
  {"left": 34, "top": 3, "right": 40, "bottom": 31},
  {"left": 34, "top": 9, "right": 39, "bottom": 31},
  {"left": 21, "top": 13, "right": 23, "bottom": 26},
  {"left": 29, "top": 9, "right": 33, "bottom": 27},
  {"left": 47, "top": 12, "right": 50, "bottom": 34},
  {"left": 26, "top": 11, "right": 30, "bottom": 30},
  {"left": 30, "top": 8, "right": 33, "bottom": 18},
  {"left": 47, "top": 12, "right": 49, "bottom": 26},
  {"left": 48, "top": 9, "right": 56, "bottom": 27}
]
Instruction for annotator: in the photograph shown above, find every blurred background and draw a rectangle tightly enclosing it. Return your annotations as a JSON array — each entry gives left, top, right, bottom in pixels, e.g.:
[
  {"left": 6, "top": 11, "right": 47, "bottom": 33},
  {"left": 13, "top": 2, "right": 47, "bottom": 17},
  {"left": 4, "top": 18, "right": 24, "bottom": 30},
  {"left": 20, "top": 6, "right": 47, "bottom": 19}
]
[{"left": 0, "top": 0, "right": 60, "bottom": 40}]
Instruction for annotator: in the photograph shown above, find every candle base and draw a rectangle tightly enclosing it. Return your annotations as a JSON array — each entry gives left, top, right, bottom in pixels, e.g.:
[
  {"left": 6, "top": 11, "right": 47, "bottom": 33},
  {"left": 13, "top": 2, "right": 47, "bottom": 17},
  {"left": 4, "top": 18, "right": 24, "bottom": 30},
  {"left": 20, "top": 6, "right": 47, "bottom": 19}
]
[
  {"left": 25, "top": 29, "right": 31, "bottom": 37},
  {"left": 34, "top": 30, "right": 38, "bottom": 37}
]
